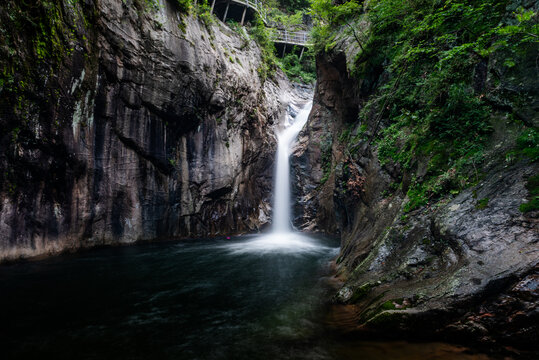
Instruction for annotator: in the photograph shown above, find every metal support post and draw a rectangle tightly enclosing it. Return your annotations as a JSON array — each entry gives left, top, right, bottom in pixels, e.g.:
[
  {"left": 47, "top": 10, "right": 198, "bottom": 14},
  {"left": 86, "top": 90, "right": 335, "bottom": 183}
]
[
  {"left": 240, "top": 6, "right": 247, "bottom": 26},
  {"left": 223, "top": 1, "right": 230, "bottom": 22}
]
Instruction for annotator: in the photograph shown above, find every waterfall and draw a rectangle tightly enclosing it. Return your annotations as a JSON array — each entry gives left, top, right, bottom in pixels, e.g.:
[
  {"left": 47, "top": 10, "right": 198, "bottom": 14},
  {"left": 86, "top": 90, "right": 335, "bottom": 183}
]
[
  {"left": 272, "top": 101, "right": 313, "bottom": 233},
  {"left": 223, "top": 99, "right": 328, "bottom": 253}
]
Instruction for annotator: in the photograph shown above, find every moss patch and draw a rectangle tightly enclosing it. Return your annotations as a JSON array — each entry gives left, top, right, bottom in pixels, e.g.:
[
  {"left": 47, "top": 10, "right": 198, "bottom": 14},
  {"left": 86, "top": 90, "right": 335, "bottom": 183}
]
[
  {"left": 475, "top": 197, "right": 489, "bottom": 210},
  {"left": 520, "top": 174, "right": 539, "bottom": 213},
  {"left": 380, "top": 300, "right": 397, "bottom": 311},
  {"left": 350, "top": 282, "right": 373, "bottom": 303}
]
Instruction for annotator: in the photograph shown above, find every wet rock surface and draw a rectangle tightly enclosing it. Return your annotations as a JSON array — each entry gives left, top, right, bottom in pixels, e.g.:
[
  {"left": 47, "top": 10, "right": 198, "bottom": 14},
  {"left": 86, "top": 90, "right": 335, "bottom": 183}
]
[
  {"left": 0, "top": 0, "right": 298, "bottom": 261},
  {"left": 297, "top": 14, "right": 539, "bottom": 350},
  {"left": 292, "top": 52, "right": 359, "bottom": 234}
]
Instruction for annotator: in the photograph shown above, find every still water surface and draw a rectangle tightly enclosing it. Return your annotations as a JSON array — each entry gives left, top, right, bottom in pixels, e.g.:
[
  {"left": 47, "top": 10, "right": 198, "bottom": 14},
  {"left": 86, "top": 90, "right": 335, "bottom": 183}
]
[{"left": 1, "top": 234, "right": 496, "bottom": 359}]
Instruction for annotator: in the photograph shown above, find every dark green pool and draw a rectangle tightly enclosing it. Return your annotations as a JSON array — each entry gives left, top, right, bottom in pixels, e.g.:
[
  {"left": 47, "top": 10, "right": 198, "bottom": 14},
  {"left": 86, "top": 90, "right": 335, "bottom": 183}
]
[{"left": 0, "top": 233, "right": 498, "bottom": 359}]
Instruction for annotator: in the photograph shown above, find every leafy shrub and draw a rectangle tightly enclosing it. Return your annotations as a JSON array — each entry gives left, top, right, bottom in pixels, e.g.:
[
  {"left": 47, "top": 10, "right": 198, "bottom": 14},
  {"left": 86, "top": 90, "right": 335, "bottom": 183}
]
[
  {"left": 310, "top": 0, "right": 362, "bottom": 53},
  {"left": 174, "top": 0, "right": 192, "bottom": 13},
  {"left": 195, "top": 0, "right": 214, "bottom": 28},
  {"left": 277, "top": 51, "right": 316, "bottom": 83},
  {"left": 427, "top": 84, "right": 491, "bottom": 140},
  {"left": 276, "top": 0, "right": 310, "bottom": 13},
  {"left": 515, "top": 128, "right": 539, "bottom": 162},
  {"left": 475, "top": 198, "right": 489, "bottom": 210},
  {"left": 519, "top": 197, "right": 539, "bottom": 213},
  {"left": 248, "top": 15, "right": 278, "bottom": 81}
]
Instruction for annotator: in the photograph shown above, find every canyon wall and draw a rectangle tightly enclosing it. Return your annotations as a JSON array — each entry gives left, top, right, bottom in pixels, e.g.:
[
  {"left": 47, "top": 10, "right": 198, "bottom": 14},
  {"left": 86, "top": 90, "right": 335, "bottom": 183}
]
[
  {"left": 293, "top": 0, "right": 538, "bottom": 349},
  {"left": 0, "top": 0, "right": 295, "bottom": 261}
]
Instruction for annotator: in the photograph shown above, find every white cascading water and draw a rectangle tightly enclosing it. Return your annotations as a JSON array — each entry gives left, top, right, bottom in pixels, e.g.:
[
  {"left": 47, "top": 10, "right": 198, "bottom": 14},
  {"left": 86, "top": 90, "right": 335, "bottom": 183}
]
[
  {"left": 273, "top": 101, "right": 313, "bottom": 233},
  {"left": 224, "top": 100, "right": 332, "bottom": 254}
]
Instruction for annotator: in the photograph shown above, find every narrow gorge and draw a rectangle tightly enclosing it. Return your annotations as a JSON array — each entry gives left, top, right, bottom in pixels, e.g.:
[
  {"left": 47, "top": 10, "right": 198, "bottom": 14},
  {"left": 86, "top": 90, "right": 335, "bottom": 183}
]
[{"left": 1, "top": 0, "right": 538, "bottom": 359}]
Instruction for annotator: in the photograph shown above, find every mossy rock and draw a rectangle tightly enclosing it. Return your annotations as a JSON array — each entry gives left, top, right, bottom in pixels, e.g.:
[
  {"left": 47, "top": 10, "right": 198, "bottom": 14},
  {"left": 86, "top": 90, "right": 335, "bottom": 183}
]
[
  {"left": 350, "top": 282, "right": 373, "bottom": 303},
  {"left": 475, "top": 197, "right": 489, "bottom": 210},
  {"left": 520, "top": 174, "right": 539, "bottom": 213},
  {"left": 367, "top": 309, "right": 410, "bottom": 326}
]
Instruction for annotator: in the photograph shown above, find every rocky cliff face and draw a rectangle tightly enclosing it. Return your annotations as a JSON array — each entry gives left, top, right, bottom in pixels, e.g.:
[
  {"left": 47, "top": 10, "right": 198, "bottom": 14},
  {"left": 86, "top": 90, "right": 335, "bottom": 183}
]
[
  {"left": 0, "top": 0, "right": 295, "bottom": 261},
  {"left": 292, "top": 53, "right": 357, "bottom": 234},
  {"left": 293, "top": 2, "right": 538, "bottom": 350}
]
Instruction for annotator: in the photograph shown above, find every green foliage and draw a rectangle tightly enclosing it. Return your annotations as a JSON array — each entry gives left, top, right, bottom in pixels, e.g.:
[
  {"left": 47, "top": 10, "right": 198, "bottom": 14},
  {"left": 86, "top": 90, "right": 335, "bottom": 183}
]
[
  {"left": 174, "top": 0, "right": 192, "bottom": 13},
  {"left": 275, "top": 0, "right": 310, "bottom": 13},
  {"left": 277, "top": 51, "right": 316, "bottom": 83},
  {"left": 195, "top": 0, "right": 214, "bottom": 28},
  {"left": 226, "top": 19, "right": 243, "bottom": 33},
  {"left": 268, "top": 8, "right": 307, "bottom": 29},
  {"left": 138, "top": 0, "right": 161, "bottom": 12},
  {"left": 0, "top": 0, "right": 90, "bottom": 102},
  {"left": 337, "top": 122, "right": 369, "bottom": 158},
  {"left": 256, "top": 4, "right": 315, "bottom": 83},
  {"left": 339, "top": 128, "right": 351, "bottom": 143},
  {"left": 376, "top": 298, "right": 409, "bottom": 312},
  {"left": 310, "top": 0, "right": 362, "bottom": 53},
  {"left": 206, "top": 0, "right": 315, "bottom": 84},
  {"left": 519, "top": 174, "right": 539, "bottom": 213},
  {"left": 350, "top": 283, "right": 373, "bottom": 303},
  {"left": 136, "top": 0, "right": 191, "bottom": 14},
  {"left": 380, "top": 300, "right": 396, "bottom": 311},
  {"left": 0, "top": 0, "right": 99, "bottom": 197},
  {"left": 248, "top": 15, "right": 278, "bottom": 81},
  {"left": 513, "top": 128, "right": 539, "bottom": 162},
  {"left": 310, "top": 0, "right": 539, "bottom": 212},
  {"left": 475, "top": 197, "right": 489, "bottom": 210},
  {"left": 428, "top": 84, "right": 492, "bottom": 140},
  {"left": 520, "top": 197, "right": 539, "bottom": 213},
  {"left": 404, "top": 182, "right": 429, "bottom": 212}
]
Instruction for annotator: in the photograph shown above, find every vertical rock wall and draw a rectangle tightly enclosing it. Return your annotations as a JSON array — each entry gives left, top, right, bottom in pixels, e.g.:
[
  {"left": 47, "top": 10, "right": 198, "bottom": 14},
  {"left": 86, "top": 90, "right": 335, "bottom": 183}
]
[
  {"left": 293, "top": 4, "right": 538, "bottom": 348},
  {"left": 0, "top": 0, "right": 295, "bottom": 261}
]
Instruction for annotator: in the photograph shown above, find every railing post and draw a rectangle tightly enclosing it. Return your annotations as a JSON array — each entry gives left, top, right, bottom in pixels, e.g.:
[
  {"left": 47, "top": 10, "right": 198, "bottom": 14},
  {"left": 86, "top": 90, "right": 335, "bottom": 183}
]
[
  {"left": 240, "top": 5, "right": 247, "bottom": 26},
  {"left": 210, "top": 0, "right": 216, "bottom": 13},
  {"left": 223, "top": 1, "right": 230, "bottom": 22}
]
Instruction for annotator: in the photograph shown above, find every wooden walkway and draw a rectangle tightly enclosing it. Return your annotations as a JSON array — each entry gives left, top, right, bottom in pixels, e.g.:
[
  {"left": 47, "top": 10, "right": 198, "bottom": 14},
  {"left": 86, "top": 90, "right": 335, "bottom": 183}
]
[{"left": 210, "top": 0, "right": 311, "bottom": 48}]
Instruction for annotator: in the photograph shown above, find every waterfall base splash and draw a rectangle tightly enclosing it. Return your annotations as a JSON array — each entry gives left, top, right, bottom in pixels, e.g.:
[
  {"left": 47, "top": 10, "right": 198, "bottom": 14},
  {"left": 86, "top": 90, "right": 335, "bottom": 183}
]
[{"left": 224, "top": 233, "right": 334, "bottom": 255}]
